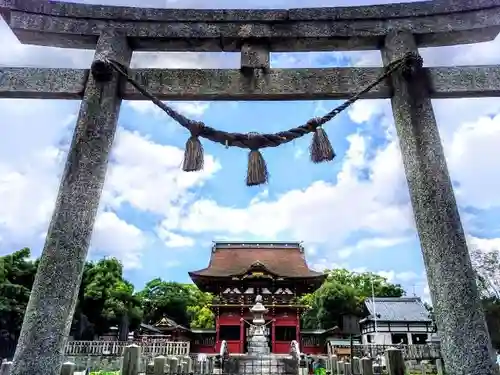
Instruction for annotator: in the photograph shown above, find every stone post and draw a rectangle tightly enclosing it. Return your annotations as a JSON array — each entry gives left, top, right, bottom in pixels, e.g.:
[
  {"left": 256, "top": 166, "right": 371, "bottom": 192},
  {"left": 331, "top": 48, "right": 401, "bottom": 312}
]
[
  {"left": 154, "top": 356, "right": 166, "bottom": 375},
  {"left": 0, "top": 362, "right": 12, "bottom": 375},
  {"left": 181, "top": 359, "right": 188, "bottom": 373},
  {"left": 184, "top": 356, "right": 193, "bottom": 373},
  {"left": 212, "top": 355, "right": 222, "bottom": 375},
  {"left": 59, "top": 362, "right": 75, "bottom": 375},
  {"left": 337, "top": 361, "right": 344, "bottom": 375},
  {"left": 169, "top": 357, "right": 179, "bottom": 375},
  {"left": 382, "top": 30, "right": 498, "bottom": 375},
  {"left": 344, "top": 362, "right": 352, "bottom": 375},
  {"left": 330, "top": 355, "right": 338, "bottom": 375},
  {"left": 351, "top": 357, "right": 360, "bottom": 375},
  {"left": 435, "top": 359, "right": 444, "bottom": 375},
  {"left": 299, "top": 355, "right": 308, "bottom": 375},
  {"left": 10, "top": 29, "right": 132, "bottom": 375},
  {"left": 385, "top": 348, "right": 405, "bottom": 375},
  {"left": 419, "top": 362, "right": 427, "bottom": 375},
  {"left": 360, "top": 357, "right": 373, "bottom": 375},
  {"left": 121, "top": 344, "right": 141, "bottom": 375}
]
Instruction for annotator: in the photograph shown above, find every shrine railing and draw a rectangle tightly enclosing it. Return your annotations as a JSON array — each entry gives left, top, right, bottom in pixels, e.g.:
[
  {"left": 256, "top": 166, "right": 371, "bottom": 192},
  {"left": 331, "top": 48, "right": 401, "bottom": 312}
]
[{"left": 65, "top": 340, "right": 190, "bottom": 357}]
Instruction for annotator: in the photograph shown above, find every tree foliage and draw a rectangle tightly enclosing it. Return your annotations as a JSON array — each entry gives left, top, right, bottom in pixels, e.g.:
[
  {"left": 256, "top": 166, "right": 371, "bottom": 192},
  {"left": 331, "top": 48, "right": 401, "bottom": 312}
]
[
  {"left": 470, "top": 247, "right": 500, "bottom": 350},
  {"left": 0, "top": 249, "right": 215, "bottom": 342},
  {"left": 0, "top": 248, "right": 37, "bottom": 339},
  {"left": 471, "top": 248, "right": 500, "bottom": 299},
  {"left": 300, "top": 269, "right": 405, "bottom": 329},
  {"left": 137, "top": 279, "right": 214, "bottom": 328},
  {"left": 76, "top": 258, "right": 144, "bottom": 338},
  {"left": 7, "top": 246, "right": 500, "bottom": 351}
]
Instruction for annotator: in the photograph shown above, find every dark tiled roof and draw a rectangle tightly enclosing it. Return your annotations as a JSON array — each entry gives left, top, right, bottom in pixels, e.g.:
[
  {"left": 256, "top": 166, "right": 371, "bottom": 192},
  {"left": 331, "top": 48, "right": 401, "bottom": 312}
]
[
  {"left": 364, "top": 297, "right": 432, "bottom": 322},
  {"left": 155, "top": 317, "right": 189, "bottom": 331},
  {"left": 189, "top": 242, "right": 324, "bottom": 278},
  {"left": 139, "top": 323, "right": 162, "bottom": 334}
]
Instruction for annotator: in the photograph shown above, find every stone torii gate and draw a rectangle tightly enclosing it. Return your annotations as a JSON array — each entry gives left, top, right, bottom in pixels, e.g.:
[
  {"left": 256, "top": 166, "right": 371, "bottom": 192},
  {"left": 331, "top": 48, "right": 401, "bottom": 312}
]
[{"left": 1, "top": 0, "right": 500, "bottom": 374}]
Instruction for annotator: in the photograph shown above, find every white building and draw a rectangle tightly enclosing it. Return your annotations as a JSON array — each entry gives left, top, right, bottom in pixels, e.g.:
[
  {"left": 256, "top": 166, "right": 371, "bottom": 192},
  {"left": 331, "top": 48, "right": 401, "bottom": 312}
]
[{"left": 359, "top": 297, "right": 435, "bottom": 345}]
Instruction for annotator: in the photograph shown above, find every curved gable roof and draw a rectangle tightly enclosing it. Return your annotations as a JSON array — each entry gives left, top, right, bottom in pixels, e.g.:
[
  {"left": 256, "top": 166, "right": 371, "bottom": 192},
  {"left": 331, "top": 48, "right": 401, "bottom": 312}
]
[{"left": 189, "top": 242, "right": 323, "bottom": 278}]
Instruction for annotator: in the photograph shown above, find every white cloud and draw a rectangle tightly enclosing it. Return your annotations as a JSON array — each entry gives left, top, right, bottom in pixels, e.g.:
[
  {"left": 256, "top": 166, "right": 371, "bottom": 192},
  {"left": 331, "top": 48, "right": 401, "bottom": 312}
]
[
  {"left": 447, "top": 114, "right": 500, "bottom": 209},
  {"left": 91, "top": 211, "right": 147, "bottom": 270},
  {"left": 469, "top": 236, "right": 500, "bottom": 253},
  {"left": 157, "top": 229, "right": 195, "bottom": 248},
  {"left": 310, "top": 260, "right": 347, "bottom": 272},
  {"left": 395, "top": 271, "right": 420, "bottom": 282},
  {"left": 294, "top": 147, "right": 305, "bottom": 159},
  {"left": 2, "top": 1, "right": 500, "bottom": 283},
  {"left": 377, "top": 270, "right": 396, "bottom": 282},
  {"left": 127, "top": 101, "right": 211, "bottom": 119},
  {"left": 103, "top": 129, "right": 221, "bottom": 214},
  {"left": 157, "top": 133, "right": 413, "bottom": 249},
  {"left": 306, "top": 246, "right": 317, "bottom": 256},
  {"left": 422, "top": 285, "right": 431, "bottom": 304},
  {"left": 0, "top": 145, "right": 64, "bottom": 242},
  {"left": 337, "top": 236, "right": 410, "bottom": 259},
  {"left": 165, "top": 260, "right": 182, "bottom": 268},
  {"left": 0, "top": 102, "right": 219, "bottom": 268}
]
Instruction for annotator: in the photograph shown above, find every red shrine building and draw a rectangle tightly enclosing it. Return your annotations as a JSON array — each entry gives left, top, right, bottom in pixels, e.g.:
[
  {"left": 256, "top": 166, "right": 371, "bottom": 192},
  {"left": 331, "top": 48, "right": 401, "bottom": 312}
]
[{"left": 188, "top": 241, "right": 330, "bottom": 355}]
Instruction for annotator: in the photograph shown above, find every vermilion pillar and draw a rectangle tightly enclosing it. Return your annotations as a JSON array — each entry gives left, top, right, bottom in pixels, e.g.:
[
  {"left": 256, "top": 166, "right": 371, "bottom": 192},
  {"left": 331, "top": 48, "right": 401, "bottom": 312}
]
[
  {"left": 215, "top": 316, "right": 220, "bottom": 351},
  {"left": 296, "top": 310, "right": 300, "bottom": 344},
  {"left": 271, "top": 319, "right": 276, "bottom": 353},
  {"left": 240, "top": 317, "right": 245, "bottom": 353}
]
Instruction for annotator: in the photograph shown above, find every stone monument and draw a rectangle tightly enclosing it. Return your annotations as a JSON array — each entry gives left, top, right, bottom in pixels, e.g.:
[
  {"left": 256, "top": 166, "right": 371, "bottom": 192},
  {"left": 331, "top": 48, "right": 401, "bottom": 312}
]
[
  {"left": 235, "top": 296, "right": 297, "bottom": 375},
  {"left": 247, "top": 295, "right": 270, "bottom": 355},
  {"left": 1, "top": 1, "right": 500, "bottom": 375}
]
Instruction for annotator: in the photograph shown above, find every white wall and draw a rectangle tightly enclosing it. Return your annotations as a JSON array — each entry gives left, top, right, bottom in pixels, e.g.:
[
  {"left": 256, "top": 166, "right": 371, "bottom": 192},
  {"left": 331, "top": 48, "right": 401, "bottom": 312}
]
[
  {"left": 362, "top": 332, "right": 392, "bottom": 345},
  {"left": 361, "top": 322, "right": 431, "bottom": 345}
]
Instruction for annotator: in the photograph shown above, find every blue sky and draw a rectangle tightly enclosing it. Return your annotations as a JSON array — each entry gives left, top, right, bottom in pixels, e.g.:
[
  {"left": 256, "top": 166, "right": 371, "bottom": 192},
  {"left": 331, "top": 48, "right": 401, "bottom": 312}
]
[{"left": 1, "top": 0, "right": 500, "bottom": 303}]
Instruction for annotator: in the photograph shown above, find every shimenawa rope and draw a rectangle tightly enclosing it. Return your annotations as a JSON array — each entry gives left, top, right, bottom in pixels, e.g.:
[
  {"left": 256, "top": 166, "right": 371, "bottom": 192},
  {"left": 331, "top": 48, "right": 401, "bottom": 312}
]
[{"left": 97, "top": 52, "right": 421, "bottom": 186}]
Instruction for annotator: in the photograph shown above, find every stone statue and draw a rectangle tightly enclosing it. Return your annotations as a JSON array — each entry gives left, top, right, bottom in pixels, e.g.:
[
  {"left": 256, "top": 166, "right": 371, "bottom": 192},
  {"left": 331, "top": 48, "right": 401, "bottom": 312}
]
[{"left": 290, "top": 340, "right": 301, "bottom": 361}]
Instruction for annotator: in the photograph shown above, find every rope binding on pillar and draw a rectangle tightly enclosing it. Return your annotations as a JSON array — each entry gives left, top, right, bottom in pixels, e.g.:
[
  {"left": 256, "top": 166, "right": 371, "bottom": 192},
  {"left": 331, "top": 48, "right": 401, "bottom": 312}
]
[{"left": 91, "top": 52, "right": 421, "bottom": 186}]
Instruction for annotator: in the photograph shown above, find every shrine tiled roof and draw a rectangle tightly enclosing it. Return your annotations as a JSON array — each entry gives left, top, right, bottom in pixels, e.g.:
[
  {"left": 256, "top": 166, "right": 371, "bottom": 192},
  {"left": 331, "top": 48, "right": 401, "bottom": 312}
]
[
  {"left": 189, "top": 241, "right": 324, "bottom": 279},
  {"left": 363, "top": 297, "right": 432, "bottom": 322}
]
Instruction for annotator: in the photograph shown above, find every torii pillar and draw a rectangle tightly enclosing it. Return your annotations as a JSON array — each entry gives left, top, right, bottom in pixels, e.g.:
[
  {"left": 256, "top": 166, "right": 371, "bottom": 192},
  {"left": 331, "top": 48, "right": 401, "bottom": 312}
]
[{"left": 383, "top": 30, "right": 498, "bottom": 375}]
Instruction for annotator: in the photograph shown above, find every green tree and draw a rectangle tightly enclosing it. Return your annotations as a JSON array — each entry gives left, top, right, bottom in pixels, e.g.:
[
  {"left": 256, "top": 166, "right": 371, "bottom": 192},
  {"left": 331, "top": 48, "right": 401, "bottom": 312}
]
[
  {"left": 301, "top": 268, "right": 405, "bottom": 329},
  {"left": 482, "top": 297, "right": 500, "bottom": 351},
  {"left": 0, "top": 248, "right": 215, "bottom": 340},
  {"left": 185, "top": 284, "right": 215, "bottom": 329},
  {"left": 138, "top": 280, "right": 214, "bottom": 329},
  {"left": 0, "top": 248, "right": 37, "bottom": 338},
  {"left": 471, "top": 248, "right": 500, "bottom": 299},
  {"left": 470, "top": 247, "right": 500, "bottom": 350},
  {"left": 138, "top": 279, "right": 193, "bottom": 327},
  {"left": 79, "top": 258, "right": 143, "bottom": 337}
]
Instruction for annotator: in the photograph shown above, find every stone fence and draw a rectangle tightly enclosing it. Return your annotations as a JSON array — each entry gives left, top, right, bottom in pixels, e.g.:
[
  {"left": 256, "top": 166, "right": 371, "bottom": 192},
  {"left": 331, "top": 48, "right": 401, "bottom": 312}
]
[
  {"left": 331, "top": 343, "right": 441, "bottom": 361},
  {"left": 1, "top": 345, "right": 447, "bottom": 375}
]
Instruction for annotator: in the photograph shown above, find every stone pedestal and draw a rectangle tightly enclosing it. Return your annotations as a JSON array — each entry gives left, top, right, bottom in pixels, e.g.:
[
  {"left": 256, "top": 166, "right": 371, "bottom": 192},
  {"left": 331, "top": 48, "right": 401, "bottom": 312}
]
[
  {"left": 248, "top": 326, "right": 270, "bottom": 355},
  {"left": 238, "top": 355, "right": 294, "bottom": 375}
]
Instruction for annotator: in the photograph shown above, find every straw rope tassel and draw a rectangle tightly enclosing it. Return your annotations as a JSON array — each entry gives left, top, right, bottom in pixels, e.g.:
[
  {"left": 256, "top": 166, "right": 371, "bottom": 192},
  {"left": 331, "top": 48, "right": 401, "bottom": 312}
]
[
  {"left": 247, "top": 149, "right": 269, "bottom": 186},
  {"left": 310, "top": 126, "right": 335, "bottom": 163},
  {"left": 182, "top": 135, "right": 204, "bottom": 172}
]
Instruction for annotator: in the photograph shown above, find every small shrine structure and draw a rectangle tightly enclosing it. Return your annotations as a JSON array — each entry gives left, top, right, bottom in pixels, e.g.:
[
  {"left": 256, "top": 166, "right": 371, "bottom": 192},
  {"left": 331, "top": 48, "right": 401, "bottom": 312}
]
[{"left": 188, "top": 241, "right": 328, "bottom": 354}]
